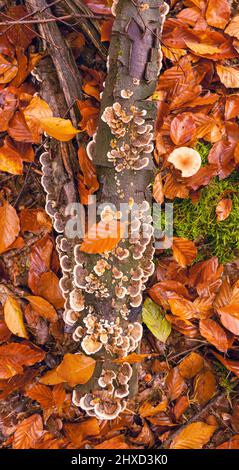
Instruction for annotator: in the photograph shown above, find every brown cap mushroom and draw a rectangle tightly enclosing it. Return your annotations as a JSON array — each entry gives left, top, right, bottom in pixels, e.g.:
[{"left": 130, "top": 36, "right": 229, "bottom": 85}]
[{"left": 168, "top": 147, "right": 201, "bottom": 177}]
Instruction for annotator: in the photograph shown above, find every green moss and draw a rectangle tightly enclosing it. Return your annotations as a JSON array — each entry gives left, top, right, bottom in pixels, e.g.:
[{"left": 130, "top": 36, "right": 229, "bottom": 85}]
[
  {"left": 173, "top": 171, "right": 239, "bottom": 263},
  {"left": 155, "top": 142, "right": 239, "bottom": 263},
  {"left": 195, "top": 140, "right": 212, "bottom": 166}
]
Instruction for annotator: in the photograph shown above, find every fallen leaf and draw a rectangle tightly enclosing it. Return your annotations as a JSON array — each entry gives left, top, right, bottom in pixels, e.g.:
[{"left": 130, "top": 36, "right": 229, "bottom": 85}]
[
  {"left": 4, "top": 296, "right": 28, "bottom": 339},
  {"left": 40, "top": 353, "right": 96, "bottom": 387},
  {"left": 142, "top": 298, "right": 171, "bottom": 343},
  {"left": 166, "top": 367, "right": 187, "bottom": 401},
  {"left": 179, "top": 352, "right": 204, "bottom": 379},
  {"left": 0, "top": 342, "right": 45, "bottom": 379},
  {"left": 199, "top": 319, "right": 229, "bottom": 352},
  {"left": 216, "top": 198, "right": 232, "bottom": 221},
  {"left": 206, "top": 0, "right": 231, "bottom": 29},
  {"left": 37, "top": 272, "right": 64, "bottom": 309},
  {"left": 225, "top": 14, "right": 239, "bottom": 39},
  {"left": 12, "top": 414, "right": 43, "bottom": 449},
  {"left": 65, "top": 418, "right": 100, "bottom": 447},
  {"left": 174, "top": 395, "right": 189, "bottom": 420},
  {"left": 0, "top": 202, "right": 20, "bottom": 254},
  {"left": 26, "top": 296, "right": 58, "bottom": 323},
  {"left": 193, "top": 369, "right": 217, "bottom": 405},
  {"left": 216, "top": 64, "right": 239, "bottom": 88},
  {"left": 172, "top": 237, "right": 197, "bottom": 267},
  {"left": 39, "top": 117, "right": 79, "bottom": 141},
  {"left": 212, "top": 351, "right": 239, "bottom": 377},
  {"left": 80, "top": 220, "right": 125, "bottom": 254},
  {"left": 170, "top": 421, "right": 216, "bottom": 449},
  {"left": 153, "top": 172, "right": 164, "bottom": 203}
]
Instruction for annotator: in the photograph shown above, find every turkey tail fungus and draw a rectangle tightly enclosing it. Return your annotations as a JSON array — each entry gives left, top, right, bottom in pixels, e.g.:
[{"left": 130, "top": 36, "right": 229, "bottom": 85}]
[{"left": 40, "top": 0, "right": 168, "bottom": 420}]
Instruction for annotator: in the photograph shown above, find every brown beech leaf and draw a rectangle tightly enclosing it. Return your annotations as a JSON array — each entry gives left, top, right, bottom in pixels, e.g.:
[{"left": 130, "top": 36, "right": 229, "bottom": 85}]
[
  {"left": 0, "top": 342, "right": 45, "bottom": 379},
  {"left": 23, "top": 96, "right": 53, "bottom": 142},
  {"left": 193, "top": 369, "right": 217, "bottom": 406},
  {"left": 216, "top": 64, "right": 239, "bottom": 88},
  {"left": 80, "top": 220, "right": 125, "bottom": 254},
  {"left": 179, "top": 352, "right": 204, "bottom": 379},
  {"left": 170, "top": 113, "right": 196, "bottom": 145},
  {"left": 40, "top": 353, "right": 96, "bottom": 387},
  {"left": 28, "top": 235, "right": 53, "bottom": 293},
  {"left": 148, "top": 280, "right": 189, "bottom": 309},
  {"left": 216, "top": 198, "right": 232, "bottom": 221},
  {"left": 100, "top": 18, "right": 113, "bottom": 42},
  {"left": 37, "top": 272, "right": 64, "bottom": 309},
  {"left": 206, "top": 0, "right": 231, "bottom": 29},
  {"left": 12, "top": 414, "right": 44, "bottom": 449},
  {"left": 170, "top": 422, "right": 216, "bottom": 449},
  {"left": 95, "top": 435, "right": 132, "bottom": 450},
  {"left": 218, "top": 311, "right": 239, "bottom": 335},
  {"left": 113, "top": 352, "right": 159, "bottom": 364},
  {"left": 25, "top": 383, "right": 54, "bottom": 410},
  {"left": 172, "top": 237, "right": 197, "bottom": 267},
  {"left": 0, "top": 88, "right": 17, "bottom": 131},
  {"left": 139, "top": 399, "right": 168, "bottom": 418},
  {"left": 212, "top": 351, "right": 239, "bottom": 377},
  {"left": 168, "top": 294, "right": 198, "bottom": 322},
  {"left": 225, "top": 14, "right": 239, "bottom": 39},
  {"left": 166, "top": 367, "right": 187, "bottom": 401},
  {"left": 8, "top": 110, "right": 34, "bottom": 143},
  {"left": 65, "top": 418, "right": 100, "bottom": 447},
  {"left": 0, "top": 319, "right": 11, "bottom": 342},
  {"left": 153, "top": 172, "right": 164, "bottom": 203},
  {"left": 199, "top": 319, "right": 229, "bottom": 352},
  {"left": 0, "top": 201, "right": 20, "bottom": 254},
  {"left": 20, "top": 208, "right": 52, "bottom": 234},
  {"left": 225, "top": 95, "right": 239, "bottom": 120},
  {"left": 174, "top": 395, "right": 189, "bottom": 420},
  {"left": 4, "top": 295, "right": 28, "bottom": 339},
  {"left": 0, "top": 138, "right": 23, "bottom": 175},
  {"left": 26, "top": 296, "right": 58, "bottom": 323}
]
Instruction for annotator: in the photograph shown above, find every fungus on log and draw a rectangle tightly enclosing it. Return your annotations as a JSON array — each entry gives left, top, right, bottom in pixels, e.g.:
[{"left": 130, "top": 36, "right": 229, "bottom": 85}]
[{"left": 35, "top": 0, "right": 169, "bottom": 420}]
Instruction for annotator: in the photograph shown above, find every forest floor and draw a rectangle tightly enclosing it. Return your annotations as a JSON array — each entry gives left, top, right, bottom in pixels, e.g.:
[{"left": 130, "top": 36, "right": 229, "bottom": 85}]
[{"left": 0, "top": 0, "right": 239, "bottom": 449}]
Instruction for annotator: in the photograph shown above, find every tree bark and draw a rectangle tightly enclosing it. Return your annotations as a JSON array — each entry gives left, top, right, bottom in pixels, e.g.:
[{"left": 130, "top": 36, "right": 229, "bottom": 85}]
[{"left": 31, "top": 0, "right": 168, "bottom": 420}]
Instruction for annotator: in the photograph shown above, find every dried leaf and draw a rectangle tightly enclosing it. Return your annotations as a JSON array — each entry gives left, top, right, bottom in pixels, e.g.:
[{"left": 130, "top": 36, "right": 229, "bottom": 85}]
[
  {"left": 193, "top": 369, "right": 217, "bottom": 405},
  {"left": 37, "top": 272, "right": 64, "bottom": 309},
  {"left": 12, "top": 414, "right": 43, "bottom": 449},
  {"left": 216, "top": 64, "right": 239, "bottom": 88},
  {"left": 39, "top": 117, "right": 79, "bottom": 141},
  {"left": 26, "top": 383, "right": 54, "bottom": 410},
  {"left": 179, "top": 352, "right": 204, "bottom": 379},
  {"left": 40, "top": 353, "right": 96, "bottom": 387},
  {"left": 4, "top": 296, "right": 28, "bottom": 339},
  {"left": 0, "top": 202, "right": 20, "bottom": 254},
  {"left": 26, "top": 296, "right": 58, "bottom": 323},
  {"left": 166, "top": 367, "right": 187, "bottom": 401},
  {"left": 65, "top": 418, "right": 100, "bottom": 447},
  {"left": 170, "top": 421, "right": 216, "bottom": 449},
  {"left": 174, "top": 395, "right": 189, "bottom": 420},
  {"left": 0, "top": 342, "right": 45, "bottom": 379},
  {"left": 80, "top": 220, "right": 125, "bottom": 254},
  {"left": 153, "top": 172, "right": 164, "bottom": 203},
  {"left": 225, "top": 15, "right": 239, "bottom": 39},
  {"left": 206, "top": 0, "right": 231, "bottom": 29},
  {"left": 218, "top": 311, "right": 239, "bottom": 335},
  {"left": 216, "top": 198, "right": 232, "bottom": 221},
  {"left": 172, "top": 237, "right": 197, "bottom": 267},
  {"left": 212, "top": 351, "right": 239, "bottom": 377},
  {"left": 199, "top": 319, "right": 229, "bottom": 352},
  {"left": 142, "top": 298, "right": 171, "bottom": 343},
  {"left": 170, "top": 113, "right": 196, "bottom": 145}
]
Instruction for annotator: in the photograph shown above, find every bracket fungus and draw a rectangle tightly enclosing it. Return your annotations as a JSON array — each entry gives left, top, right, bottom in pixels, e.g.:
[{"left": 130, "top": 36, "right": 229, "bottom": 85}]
[{"left": 168, "top": 147, "right": 202, "bottom": 177}]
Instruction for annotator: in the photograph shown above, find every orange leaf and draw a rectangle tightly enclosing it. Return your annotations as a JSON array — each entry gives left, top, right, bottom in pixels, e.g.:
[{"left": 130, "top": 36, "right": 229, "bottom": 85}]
[
  {"left": 153, "top": 172, "right": 164, "bottom": 203},
  {"left": 225, "top": 14, "right": 239, "bottom": 39},
  {"left": 40, "top": 353, "right": 96, "bottom": 387},
  {"left": 0, "top": 201, "right": 20, "bottom": 254},
  {"left": 193, "top": 369, "right": 217, "bottom": 405},
  {"left": 20, "top": 208, "right": 51, "bottom": 234},
  {"left": 216, "top": 198, "right": 232, "bottom": 221},
  {"left": 23, "top": 96, "right": 53, "bottom": 142},
  {"left": 174, "top": 395, "right": 189, "bottom": 420},
  {"left": 37, "top": 272, "right": 64, "bottom": 309},
  {"left": 139, "top": 399, "right": 168, "bottom": 418},
  {"left": 170, "top": 421, "right": 216, "bottom": 449},
  {"left": 212, "top": 351, "right": 239, "bottom": 377},
  {"left": 170, "top": 113, "right": 196, "bottom": 146},
  {"left": 83, "top": 82, "right": 100, "bottom": 101},
  {"left": 28, "top": 235, "right": 53, "bottom": 293},
  {"left": 216, "top": 64, "right": 239, "bottom": 88},
  {"left": 0, "top": 342, "right": 45, "bottom": 379},
  {"left": 200, "top": 318, "right": 228, "bottom": 352},
  {"left": 13, "top": 414, "right": 43, "bottom": 449},
  {"left": 4, "top": 296, "right": 28, "bottom": 339},
  {"left": 217, "top": 435, "right": 239, "bottom": 449},
  {"left": 95, "top": 435, "right": 131, "bottom": 449},
  {"left": 206, "top": 0, "right": 231, "bottom": 29},
  {"left": 80, "top": 220, "right": 125, "bottom": 254},
  {"left": 0, "top": 138, "right": 23, "bottom": 175},
  {"left": 172, "top": 237, "right": 197, "bottom": 267},
  {"left": 218, "top": 311, "right": 239, "bottom": 335},
  {"left": 26, "top": 296, "right": 58, "bottom": 322},
  {"left": 8, "top": 110, "right": 34, "bottom": 143},
  {"left": 179, "top": 352, "right": 204, "bottom": 379},
  {"left": 168, "top": 294, "right": 198, "bottom": 322},
  {"left": 39, "top": 117, "right": 79, "bottom": 141},
  {"left": 26, "top": 383, "right": 54, "bottom": 410},
  {"left": 166, "top": 367, "right": 187, "bottom": 401},
  {"left": 114, "top": 352, "right": 158, "bottom": 364},
  {"left": 65, "top": 418, "right": 100, "bottom": 447}
]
